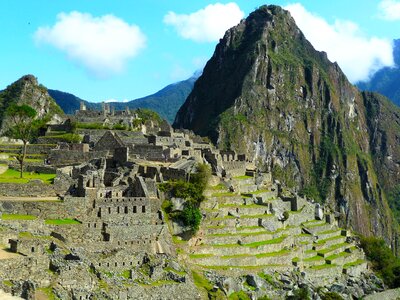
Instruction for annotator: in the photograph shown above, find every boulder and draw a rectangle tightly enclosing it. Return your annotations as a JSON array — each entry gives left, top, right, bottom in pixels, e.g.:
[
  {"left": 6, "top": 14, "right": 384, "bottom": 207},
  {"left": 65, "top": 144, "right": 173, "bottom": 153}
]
[{"left": 171, "top": 198, "right": 186, "bottom": 212}]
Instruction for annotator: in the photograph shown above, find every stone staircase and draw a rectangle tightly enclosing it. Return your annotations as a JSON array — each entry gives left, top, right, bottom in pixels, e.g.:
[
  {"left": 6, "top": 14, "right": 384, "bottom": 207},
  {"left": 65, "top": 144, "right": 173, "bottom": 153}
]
[{"left": 186, "top": 176, "right": 368, "bottom": 281}]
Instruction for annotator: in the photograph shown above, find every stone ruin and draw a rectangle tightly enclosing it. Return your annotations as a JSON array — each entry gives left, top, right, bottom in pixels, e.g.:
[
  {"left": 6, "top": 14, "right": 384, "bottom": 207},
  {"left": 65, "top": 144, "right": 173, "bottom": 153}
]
[{"left": 0, "top": 109, "right": 386, "bottom": 299}]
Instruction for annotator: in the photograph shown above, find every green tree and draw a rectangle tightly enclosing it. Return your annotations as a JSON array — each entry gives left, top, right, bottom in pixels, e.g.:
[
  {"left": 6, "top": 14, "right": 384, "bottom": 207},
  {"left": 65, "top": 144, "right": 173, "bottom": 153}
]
[{"left": 5, "top": 104, "right": 38, "bottom": 178}]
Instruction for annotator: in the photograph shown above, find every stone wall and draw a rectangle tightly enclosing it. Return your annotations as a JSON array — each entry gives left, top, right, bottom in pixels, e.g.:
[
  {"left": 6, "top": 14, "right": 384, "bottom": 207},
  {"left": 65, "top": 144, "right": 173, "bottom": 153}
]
[
  {"left": 49, "top": 150, "right": 109, "bottom": 166},
  {"left": 0, "top": 182, "right": 59, "bottom": 197}
]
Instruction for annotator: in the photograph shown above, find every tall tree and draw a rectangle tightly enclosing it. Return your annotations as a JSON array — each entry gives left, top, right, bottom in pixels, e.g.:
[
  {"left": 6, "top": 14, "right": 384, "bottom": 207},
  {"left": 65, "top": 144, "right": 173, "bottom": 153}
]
[{"left": 5, "top": 104, "right": 38, "bottom": 178}]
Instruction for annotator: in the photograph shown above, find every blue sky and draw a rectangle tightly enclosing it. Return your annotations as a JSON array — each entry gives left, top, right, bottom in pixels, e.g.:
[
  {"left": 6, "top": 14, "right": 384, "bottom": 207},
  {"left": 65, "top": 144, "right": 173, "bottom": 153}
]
[{"left": 1, "top": 1, "right": 400, "bottom": 102}]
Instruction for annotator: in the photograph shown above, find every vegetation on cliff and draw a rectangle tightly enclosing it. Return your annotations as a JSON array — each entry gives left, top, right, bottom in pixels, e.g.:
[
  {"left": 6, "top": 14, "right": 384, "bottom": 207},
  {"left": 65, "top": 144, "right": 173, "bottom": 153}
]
[
  {"left": 160, "top": 164, "right": 210, "bottom": 232},
  {"left": 360, "top": 236, "right": 400, "bottom": 288}
]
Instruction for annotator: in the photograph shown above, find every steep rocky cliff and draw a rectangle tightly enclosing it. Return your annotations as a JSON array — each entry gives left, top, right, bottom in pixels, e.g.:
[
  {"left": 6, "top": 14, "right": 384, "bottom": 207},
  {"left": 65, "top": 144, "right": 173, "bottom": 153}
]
[
  {"left": 0, "top": 75, "right": 63, "bottom": 133},
  {"left": 174, "top": 5, "right": 399, "bottom": 250}
]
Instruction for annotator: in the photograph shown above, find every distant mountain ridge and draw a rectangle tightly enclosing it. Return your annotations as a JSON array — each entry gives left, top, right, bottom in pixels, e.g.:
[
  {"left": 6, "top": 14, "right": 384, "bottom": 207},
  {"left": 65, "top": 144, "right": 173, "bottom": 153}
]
[
  {"left": 357, "top": 39, "right": 400, "bottom": 106},
  {"left": 48, "top": 73, "right": 200, "bottom": 123}
]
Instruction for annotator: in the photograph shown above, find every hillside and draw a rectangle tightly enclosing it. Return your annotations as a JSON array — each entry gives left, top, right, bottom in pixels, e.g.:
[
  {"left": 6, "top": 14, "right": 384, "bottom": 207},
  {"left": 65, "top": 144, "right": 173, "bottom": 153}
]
[
  {"left": 174, "top": 5, "right": 399, "bottom": 252},
  {"left": 0, "top": 75, "right": 63, "bottom": 133},
  {"left": 357, "top": 39, "right": 400, "bottom": 106},
  {"left": 49, "top": 72, "right": 199, "bottom": 123}
]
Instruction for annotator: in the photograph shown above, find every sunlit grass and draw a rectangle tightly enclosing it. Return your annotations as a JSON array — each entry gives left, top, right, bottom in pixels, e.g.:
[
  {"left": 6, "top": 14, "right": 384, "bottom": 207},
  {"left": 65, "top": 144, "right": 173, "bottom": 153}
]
[{"left": 0, "top": 168, "right": 55, "bottom": 184}]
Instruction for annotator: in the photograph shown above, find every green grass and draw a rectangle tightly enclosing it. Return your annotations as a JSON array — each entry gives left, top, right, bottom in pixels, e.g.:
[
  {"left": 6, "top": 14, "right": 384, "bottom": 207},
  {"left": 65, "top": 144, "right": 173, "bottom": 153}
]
[
  {"left": 208, "top": 184, "right": 227, "bottom": 190},
  {"left": 309, "top": 264, "right": 337, "bottom": 270},
  {"left": 343, "top": 259, "right": 365, "bottom": 269},
  {"left": 189, "top": 254, "right": 214, "bottom": 259},
  {"left": 318, "top": 229, "right": 341, "bottom": 235},
  {"left": 303, "top": 255, "right": 324, "bottom": 262},
  {"left": 45, "top": 219, "right": 81, "bottom": 225},
  {"left": 220, "top": 253, "right": 249, "bottom": 259},
  {"left": 325, "top": 251, "right": 351, "bottom": 261},
  {"left": 229, "top": 291, "right": 251, "bottom": 300},
  {"left": 236, "top": 226, "right": 263, "bottom": 231},
  {"left": 317, "top": 242, "right": 350, "bottom": 255},
  {"left": 3, "top": 280, "right": 13, "bottom": 287},
  {"left": 37, "top": 286, "right": 59, "bottom": 300},
  {"left": 245, "top": 235, "right": 287, "bottom": 248},
  {"left": 315, "top": 234, "right": 345, "bottom": 245},
  {"left": 211, "top": 192, "right": 237, "bottom": 197},
  {"left": 240, "top": 213, "right": 274, "bottom": 219},
  {"left": 119, "top": 270, "right": 131, "bottom": 279},
  {"left": 233, "top": 175, "right": 253, "bottom": 180},
  {"left": 2, "top": 214, "right": 37, "bottom": 220},
  {"left": 219, "top": 203, "right": 266, "bottom": 209},
  {"left": 0, "top": 169, "right": 55, "bottom": 184},
  {"left": 197, "top": 264, "right": 284, "bottom": 270},
  {"left": 205, "top": 225, "right": 226, "bottom": 229}
]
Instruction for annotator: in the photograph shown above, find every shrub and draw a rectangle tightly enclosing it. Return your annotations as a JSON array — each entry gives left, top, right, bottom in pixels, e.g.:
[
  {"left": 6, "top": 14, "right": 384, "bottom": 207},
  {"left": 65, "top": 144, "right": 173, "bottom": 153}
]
[
  {"left": 181, "top": 203, "right": 202, "bottom": 231},
  {"left": 159, "top": 164, "right": 210, "bottom": 233},
  {"left": 360, "top": 236, "right": 400, "bottom": 288}
]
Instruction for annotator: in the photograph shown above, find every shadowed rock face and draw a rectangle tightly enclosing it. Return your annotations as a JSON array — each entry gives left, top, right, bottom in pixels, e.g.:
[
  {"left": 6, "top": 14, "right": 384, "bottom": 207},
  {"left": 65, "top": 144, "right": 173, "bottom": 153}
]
[{"left": 174, "top": 5, "right": 399, "bottom": 251}]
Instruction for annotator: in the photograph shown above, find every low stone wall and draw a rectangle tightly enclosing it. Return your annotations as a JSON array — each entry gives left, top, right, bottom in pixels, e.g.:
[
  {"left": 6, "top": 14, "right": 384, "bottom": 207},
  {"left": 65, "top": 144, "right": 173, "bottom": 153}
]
[
  {"left": 49, "top": 150, "right": 108, "bottom": 166},
  {"left": 0, "top": 182, "right": 58, "bottom": 197}
]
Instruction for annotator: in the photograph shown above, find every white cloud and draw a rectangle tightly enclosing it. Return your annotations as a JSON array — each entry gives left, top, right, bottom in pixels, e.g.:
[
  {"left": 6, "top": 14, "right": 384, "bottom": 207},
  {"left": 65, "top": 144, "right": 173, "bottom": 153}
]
[
  {"left": 163, "top": 3, "right": 244, "bottom": 43},
  {"left": 104, "top": 99, "right": 129, "bottom": 103},
  {"left": 35, "top": 11, "right": 146, "bottom": 77},
  {"left": 285, "top": 3, "right": 394, "bottom": 82},
  {"left": 379, "top": 0, "right": 400, "bottom": 20}
]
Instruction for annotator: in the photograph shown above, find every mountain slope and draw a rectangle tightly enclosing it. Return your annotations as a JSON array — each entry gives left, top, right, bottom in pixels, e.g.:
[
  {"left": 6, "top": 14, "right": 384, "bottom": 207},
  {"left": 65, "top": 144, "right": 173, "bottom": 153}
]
[
  {"left": 49, "top": 73, "right": 199, "bottom": 123},
  {"left": 357, "top": 39, "right": 400, "bottom": 106},
  {"left": 0, "top": 75, "right": 63, "bottom": 133},
  {"left": 47, "top": 89, "right": 99, "bottom": 114},
  {"left": 174, "top": 5, "right": 399, "bottom": 251}
]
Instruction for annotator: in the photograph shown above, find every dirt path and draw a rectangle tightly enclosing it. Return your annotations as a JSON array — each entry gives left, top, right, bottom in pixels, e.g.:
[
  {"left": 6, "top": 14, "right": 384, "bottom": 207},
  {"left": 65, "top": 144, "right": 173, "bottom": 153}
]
[
  {"left": 0, "top": 248, "right": 20, "bottom": 260},
  {"left": 0, "top": 290, "right": 23, "bottom": 300},
  {"left": 0, "top": 164, "right": 8, "bottom": 175},
  {"left": 0, "top": 196, "right": 60, "bottom": 202}
]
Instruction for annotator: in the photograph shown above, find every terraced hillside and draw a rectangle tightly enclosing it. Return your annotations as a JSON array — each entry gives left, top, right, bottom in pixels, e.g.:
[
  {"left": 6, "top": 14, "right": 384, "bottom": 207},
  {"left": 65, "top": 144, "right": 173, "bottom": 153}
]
[{"left": 183, "top": 175, "right": 367, "bottom": 287}]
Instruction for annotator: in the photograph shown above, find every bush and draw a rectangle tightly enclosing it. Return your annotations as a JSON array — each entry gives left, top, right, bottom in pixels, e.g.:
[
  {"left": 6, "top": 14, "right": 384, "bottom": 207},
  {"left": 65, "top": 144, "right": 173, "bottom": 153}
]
[
  {"left": 286, "top": 287, "right": 310, "bottom": 300},
  {"left": 181, "top": 203, "right": 202, "bottom": 231},
  {"left": 159, "top": 164, "right": 210, "bottom": 233},
  {"left": 360, "top": 236, "right": 400, "bottom": 288},
  {"left": 321, "top": 292, "right": 343, "bottom": 300}
]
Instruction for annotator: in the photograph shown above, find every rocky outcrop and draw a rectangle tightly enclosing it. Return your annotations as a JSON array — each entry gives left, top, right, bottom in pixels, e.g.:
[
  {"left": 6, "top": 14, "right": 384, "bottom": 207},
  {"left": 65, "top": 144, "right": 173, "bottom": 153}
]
[
  {"left": 0, "top": 75, "right": 63, "bottom": 133},
  {"left": 174, "top": 5, "right": 399, "bottom": 251}
]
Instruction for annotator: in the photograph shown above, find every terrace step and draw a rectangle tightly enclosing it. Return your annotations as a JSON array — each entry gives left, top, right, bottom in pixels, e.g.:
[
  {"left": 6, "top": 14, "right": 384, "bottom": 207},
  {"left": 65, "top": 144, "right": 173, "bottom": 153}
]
[
  {"left": 316, "top": 242, "right": 351, "bottom": 258},
  {"left": 190, "top": 250, "right": 293, "bottom": 267},
  {"left": 313, "top": 235, "right": 347, "bottom": 251}
]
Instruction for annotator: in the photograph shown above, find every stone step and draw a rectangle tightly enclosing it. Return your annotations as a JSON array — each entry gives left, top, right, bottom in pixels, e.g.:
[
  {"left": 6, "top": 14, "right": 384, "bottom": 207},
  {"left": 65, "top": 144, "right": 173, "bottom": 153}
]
[
  {"left": 194, "top": 235, "right": 292, "bottom": 256},
  {"left": 302, "top": 219, "right": 326, "bottom": 227},
  {"left": 313, "top": 235, "right": 347, "bottom": 251},
  {"left": 232, "top": 177, "right": 255, "bottom": 186},
  {"left": 217, "top": 205, "right": 270, "bottom": 217},
  {"left": 316, "top": 229, "right": 344, "bottom": 239},
  {"left": 303, "top": 223, "right": 333, "bottom": 235},
  {"left": 203, "top": 229, "right": 289, "bottom": 245},
  {"left": 204, "top": 225, "right": 266, "bottom": 235},
  {"left": 325, "top": 250, "right": 361, "bottom": 265},
  {"left": 190, "top": 250, "right": 293, "bottom": 267},
  {"left": 302, "top": 255, "right": 326, "bottom": 267},
  {"left": 342, "top": 259, "right": 368, "bottom": 276},
  {"left": 316, "top": 242, "right": 351, "bottom": 258},
  {"left": 214, "top": 196, "right": 245, "bottom": 206},
  {"left": 237, "top": 184, "right": 258, "bottom": 193}
]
